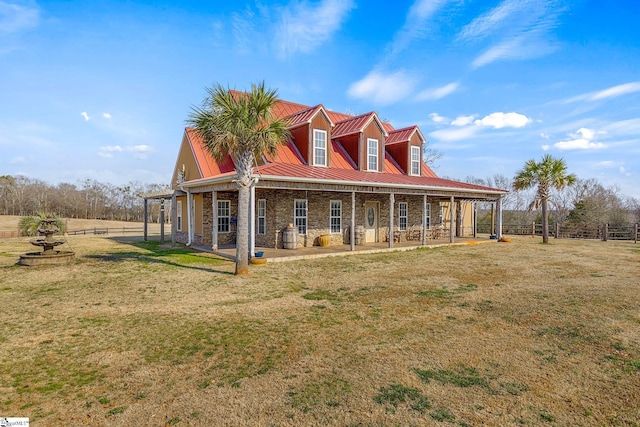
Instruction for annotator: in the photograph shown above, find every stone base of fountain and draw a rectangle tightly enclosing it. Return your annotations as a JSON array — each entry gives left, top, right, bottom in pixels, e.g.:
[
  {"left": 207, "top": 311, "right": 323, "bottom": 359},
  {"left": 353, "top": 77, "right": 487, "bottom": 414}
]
[{"left": 19, "top": 250, "right": 75, "bottom": 266}]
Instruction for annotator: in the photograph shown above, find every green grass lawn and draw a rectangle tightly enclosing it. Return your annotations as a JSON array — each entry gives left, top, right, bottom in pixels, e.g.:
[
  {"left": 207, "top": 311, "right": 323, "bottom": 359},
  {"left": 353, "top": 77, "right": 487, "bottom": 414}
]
[{"left": 0, "top": 236, "right": 639, "bottom": 426}]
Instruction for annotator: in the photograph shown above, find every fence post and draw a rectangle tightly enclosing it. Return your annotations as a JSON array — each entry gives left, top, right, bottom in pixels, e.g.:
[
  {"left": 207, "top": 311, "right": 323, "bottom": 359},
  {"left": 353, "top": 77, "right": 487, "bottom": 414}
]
[
  {"left": 603, "top": 223, "right": 608, "bottom": 241},
  {"left": 555, "top": 222, "right": 560, "bottom": 239},
  {"left": 635, "top": 223, "right": 638, "bottom": 244},
  {"left": 532, "top": 221, "right": 535, "bottom": 237}
]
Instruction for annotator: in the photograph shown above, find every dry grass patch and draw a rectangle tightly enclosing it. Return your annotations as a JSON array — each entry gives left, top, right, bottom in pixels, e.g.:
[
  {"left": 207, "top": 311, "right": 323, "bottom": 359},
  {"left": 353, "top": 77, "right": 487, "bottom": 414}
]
[{"left": 0, "top": 236, "right": 639, "bottom": 425}]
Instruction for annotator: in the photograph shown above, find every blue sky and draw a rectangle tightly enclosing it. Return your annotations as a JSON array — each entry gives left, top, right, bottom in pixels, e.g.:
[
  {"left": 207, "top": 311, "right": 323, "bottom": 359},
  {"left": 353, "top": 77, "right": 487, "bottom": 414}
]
[{"left": 1, "top": 0, "right": 639, "bottom": 197}]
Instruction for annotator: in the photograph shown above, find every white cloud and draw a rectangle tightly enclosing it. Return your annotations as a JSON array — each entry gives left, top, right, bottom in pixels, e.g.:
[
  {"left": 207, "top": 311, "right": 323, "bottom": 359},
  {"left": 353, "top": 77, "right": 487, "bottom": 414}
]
[
  {"left": 429, "top": 126, "right": 481, "bottom": 142},
  {"left": 99, "top": 144, "right": 153, "bottom": 160},
  {"left": 542, "top": 144, "right": 550, "bottom": 151},
  {"left": 456, "top": 0, "right": 524, "bottom": 42},
  {"left": 274, "top": 0, "right": 355, "bottom": 58},
  {"left": 591, "top": 82, "right": 640, "bottom": 101},
  {"left": 390, "top": 0, "right": 450, "bottom": 55},
  {"left": 553, "top": 127, "right": 605, "bottom": 150},
  {"left": 474, "top": 112, "right": 531, "bottom": 129},
  {"left": 594, "top": 160, "right": 616, "bottom": 168},
  {"left": 0, "top": 1, "right": 39, "bottom": 33},
  {"left": 80, "top": 112, "right": 90, "bottom": 121},
  {"left": 619, "top": 166, "right": 631, "bottom": 176},
  {"left": 101, "top": 145, "right": 123, "bottom": 152},
  {"left": 347, "top": 70, "right": 417, "bottom": 105},
  {"left": 459, "top": 0, "right": 563, "bottom": 68},
  {"left": 451, "top": 115, "right": 476, "bottom": 127},
  {"left": 102, "top": 113, "right": 112, "bottom": 119},
  {"left": 429, "top": 113, "right": 447, "bottom": 123},
  {"left": 416, "top": 82, "right": 459, "bottom": 101},
  {"left": 562, "top": 82, "right": 640, "bottom": 104}
]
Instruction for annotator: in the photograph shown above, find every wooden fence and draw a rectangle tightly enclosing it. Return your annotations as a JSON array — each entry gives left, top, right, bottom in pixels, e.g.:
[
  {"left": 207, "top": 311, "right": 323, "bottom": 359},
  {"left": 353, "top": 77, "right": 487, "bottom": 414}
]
[
  {"left": 480, "top": 223, "right": 639, "bottom": 243},
  {"left": 0, "top": 226, "right": 160, "bottom": 239}
]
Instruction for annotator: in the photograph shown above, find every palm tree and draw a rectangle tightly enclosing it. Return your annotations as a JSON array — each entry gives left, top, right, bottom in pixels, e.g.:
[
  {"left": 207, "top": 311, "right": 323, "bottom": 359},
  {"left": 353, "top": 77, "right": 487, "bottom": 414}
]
[
  {"left": 513, "top": 154, "right": 577, "bottom": 243},
  {"left": 188, "top": 82, "right": 290, "bottom": 275}
]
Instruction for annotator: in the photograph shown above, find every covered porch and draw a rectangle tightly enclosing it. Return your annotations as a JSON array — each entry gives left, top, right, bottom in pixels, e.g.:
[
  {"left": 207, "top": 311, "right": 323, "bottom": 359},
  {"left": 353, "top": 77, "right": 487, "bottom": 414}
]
[{"left": 194, "top": 234, "right": 497, "bottom": 263}]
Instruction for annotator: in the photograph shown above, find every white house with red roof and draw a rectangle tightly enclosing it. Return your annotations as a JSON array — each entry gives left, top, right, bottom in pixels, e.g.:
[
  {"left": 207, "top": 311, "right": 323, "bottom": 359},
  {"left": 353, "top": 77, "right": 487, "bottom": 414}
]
[{"left": 169, "top": 95, "right": 506, "bottom": 254}]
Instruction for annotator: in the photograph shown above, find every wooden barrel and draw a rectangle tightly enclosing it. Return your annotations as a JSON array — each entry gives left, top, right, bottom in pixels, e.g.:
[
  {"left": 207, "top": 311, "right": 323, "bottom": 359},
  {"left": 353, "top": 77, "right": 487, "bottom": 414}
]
[
  {"left": 283, "top": 225, "right": 298, "bottom": 249},
  {"left": 318, "top": 234, "right": 330, "bottom": 247}
]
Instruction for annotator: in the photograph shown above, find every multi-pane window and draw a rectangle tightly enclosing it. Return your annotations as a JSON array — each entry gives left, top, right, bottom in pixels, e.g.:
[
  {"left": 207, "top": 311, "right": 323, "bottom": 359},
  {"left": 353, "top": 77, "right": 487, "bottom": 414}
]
[
  {"left": 399, "top": 202, "right": 408, "bottom": 231},
  {"left": 217, "top": 200, "right": 230, "bottom": 233},
  {"left": 176, "top": 200, "right": 183, "bottom": 231},
  {"left": 439, "top": 205, "right": 444, "bottom": 225},
  {"left": 425, "top": 203, "right": 431, "bottom": 229},
  {"left": 313, "top": 129, "right": 327, "bottom": 166},
  {"left": 294, "top": 199, "right": 307, "bottom": 235},
  {"left": 257, "top": 199, "right": 266, "bottom": 235},
  {"left": 330, "top": 200, "right": 341, "bottom": 234},
  {"left": 411, "top": 146, "right": 421, "bottom": 176},
  {"left": 367, "top": 138, "right": 378, "bottom": 171}
]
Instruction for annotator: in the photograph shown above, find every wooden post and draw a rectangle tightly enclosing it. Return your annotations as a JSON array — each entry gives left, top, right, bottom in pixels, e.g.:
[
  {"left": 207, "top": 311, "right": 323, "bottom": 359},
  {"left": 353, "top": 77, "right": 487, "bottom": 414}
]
[
  {"left": 532, "top": 221, "right": 535, "bottom": 237},
  {"left": 473, "top": 202, "right": 477, "bottom": 239},
  {"left": 455, "top": 201, "right": 462, "bottom": 238},
  {"left": 422, "top": 194, "right": 427, "bottom": 246},
  {"left": 603, "top": 223, "right": 608, "bottom": 241},
  {"left": 450, "top": 195, "right": 455, "bottom": 243},
  {"left": 212, "top": 190, "right": 218, "bottom": 251},
  {"left": 389, "top": 193, "right": 395, "bottom": 249},
  {"left": 555, "top": 222, "right": 559, "bottom": 239},
  {"left": 143, "top": 198, "right": 148, "bottom": 241},
  {"left": 635, "top": 223, "right": 638, "bottom": 244},
  {"left": 171, "top": 192, "right": 176, "bottom": 246},
  {"left": 496, "top": 196, "right": 503, "bottom": 240},
  {"left": 160, "top": 199, "right": 165, "bottom": 244},
  {"left": 250, "top": 183, "right": 256, "bottom": 258},
  {"left": 490, "top": 203, "right": 495, "bottom": 236},
  {"left": 350, "top": 191, "right": 356, "bottom": 251}
]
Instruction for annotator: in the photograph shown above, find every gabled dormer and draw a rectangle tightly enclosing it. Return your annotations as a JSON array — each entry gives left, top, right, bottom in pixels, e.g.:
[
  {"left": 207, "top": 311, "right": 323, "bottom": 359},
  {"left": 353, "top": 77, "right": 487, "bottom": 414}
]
[
  {"left": 332, "top": 112, "right": 388, "bottom": 172},
  {"left": 386, "top": 126, "right": 426, "bottom": 176},
  {"left": 284, "top": 104, "right": 334, "bottom": 167}
]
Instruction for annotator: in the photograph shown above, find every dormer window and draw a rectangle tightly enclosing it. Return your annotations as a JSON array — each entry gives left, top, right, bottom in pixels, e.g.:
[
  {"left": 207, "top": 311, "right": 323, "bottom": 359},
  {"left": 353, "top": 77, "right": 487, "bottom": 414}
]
[
  {"left": 367, "top": 138, "right": 378, "bottom": 171},
  {"left": 410, "top": 146, "right": 421, "bottom": 176},
  {"left": 313, "top": 129, "right": 327, "bottom": 166}
]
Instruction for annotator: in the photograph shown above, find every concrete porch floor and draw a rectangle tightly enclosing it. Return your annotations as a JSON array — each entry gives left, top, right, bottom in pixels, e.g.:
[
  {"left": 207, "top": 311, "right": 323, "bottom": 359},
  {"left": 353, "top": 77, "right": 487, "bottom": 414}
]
[{"left": 193, "top": 234, "right": 496, "bottom": 263}]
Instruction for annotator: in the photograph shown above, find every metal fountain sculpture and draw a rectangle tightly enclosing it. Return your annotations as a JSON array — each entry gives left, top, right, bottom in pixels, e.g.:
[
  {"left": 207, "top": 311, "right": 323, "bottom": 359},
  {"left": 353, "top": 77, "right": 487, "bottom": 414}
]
[{"left": 19, "top": 218, "right": 75, "bottom": 266}]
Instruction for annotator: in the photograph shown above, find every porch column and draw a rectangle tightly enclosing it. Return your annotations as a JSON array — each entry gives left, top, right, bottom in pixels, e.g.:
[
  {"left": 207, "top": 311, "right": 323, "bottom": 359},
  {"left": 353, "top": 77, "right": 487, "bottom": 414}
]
[
  {"left": 212, "top": 190, "right": 218, "bottom": 250},
  {"left": 143, "top": 198, "right": 148, "bottom": 241},
  {"left": 450, "top": 195, "right": 455, "bottom": 243},
  {"left": 389, "top": 193, "right": 395, "bottom": 249},
  {"left": 186, "top": 189, "right": 193, "bottom": 246},
  {"left": 171, "top": 192, "right": 176, "bottom": 246},
  {"left": 160, "top": 199, "right": 165, "bottom": 244},
  {"left": 422, "top": 194, "right": 427, "bottom": 246},
  {"left": 491, "top": 202, "right": 496, "bottom": 236},
  {"left": 496, "top": 196, "right": 503, "bottom": 239},
  {"left": 350, "top": 191, "right": 355, "bottom": 251},
  {"left": 456, "top": 201, "right": 462, "bottom": 238},
  {"left": 473, "top": 202, "right": 477, "bottom": 238},
  {"left": 249, "top": 182, "right": 256, "bottom": 257}
]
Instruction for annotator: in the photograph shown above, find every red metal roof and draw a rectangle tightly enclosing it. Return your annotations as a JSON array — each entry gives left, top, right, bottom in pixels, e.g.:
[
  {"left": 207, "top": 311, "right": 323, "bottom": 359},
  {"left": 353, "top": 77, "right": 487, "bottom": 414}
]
[
  {"left": 332, "top": 112, "right": 383, "bottom": 138},
  {"left": 387, "top": 126, "right": 418, "bottom": 144},
  {"left": 181, "top": 94, "right": 503, "bottom": 194},
  {"left": 330, "top": 140, "right": 357, "bottom": 170},
  {"left": 252, "top": 162, "right": 502, "bottom": 192},
  {"left": 186, "top": 128, "right": 235, "bottom": 176},
  {"left": 264, "top": 140, "right": 306, "bottom": 165}
]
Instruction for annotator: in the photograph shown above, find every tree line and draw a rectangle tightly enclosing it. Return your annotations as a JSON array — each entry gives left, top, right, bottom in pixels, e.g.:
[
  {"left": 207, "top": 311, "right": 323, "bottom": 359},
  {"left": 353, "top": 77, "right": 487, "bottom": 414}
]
[
  {"left": 0, "top": 175, "right": 171, "bottom": 223},
  {"left": 464, "top": 173, "right": 640, "bottom": 228}
]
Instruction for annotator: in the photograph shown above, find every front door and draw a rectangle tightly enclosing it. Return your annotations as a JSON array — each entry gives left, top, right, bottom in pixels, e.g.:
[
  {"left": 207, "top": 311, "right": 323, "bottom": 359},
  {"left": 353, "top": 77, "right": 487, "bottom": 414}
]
[{"left": 364, "top": 202, "right": 378, "bottom": 243}]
